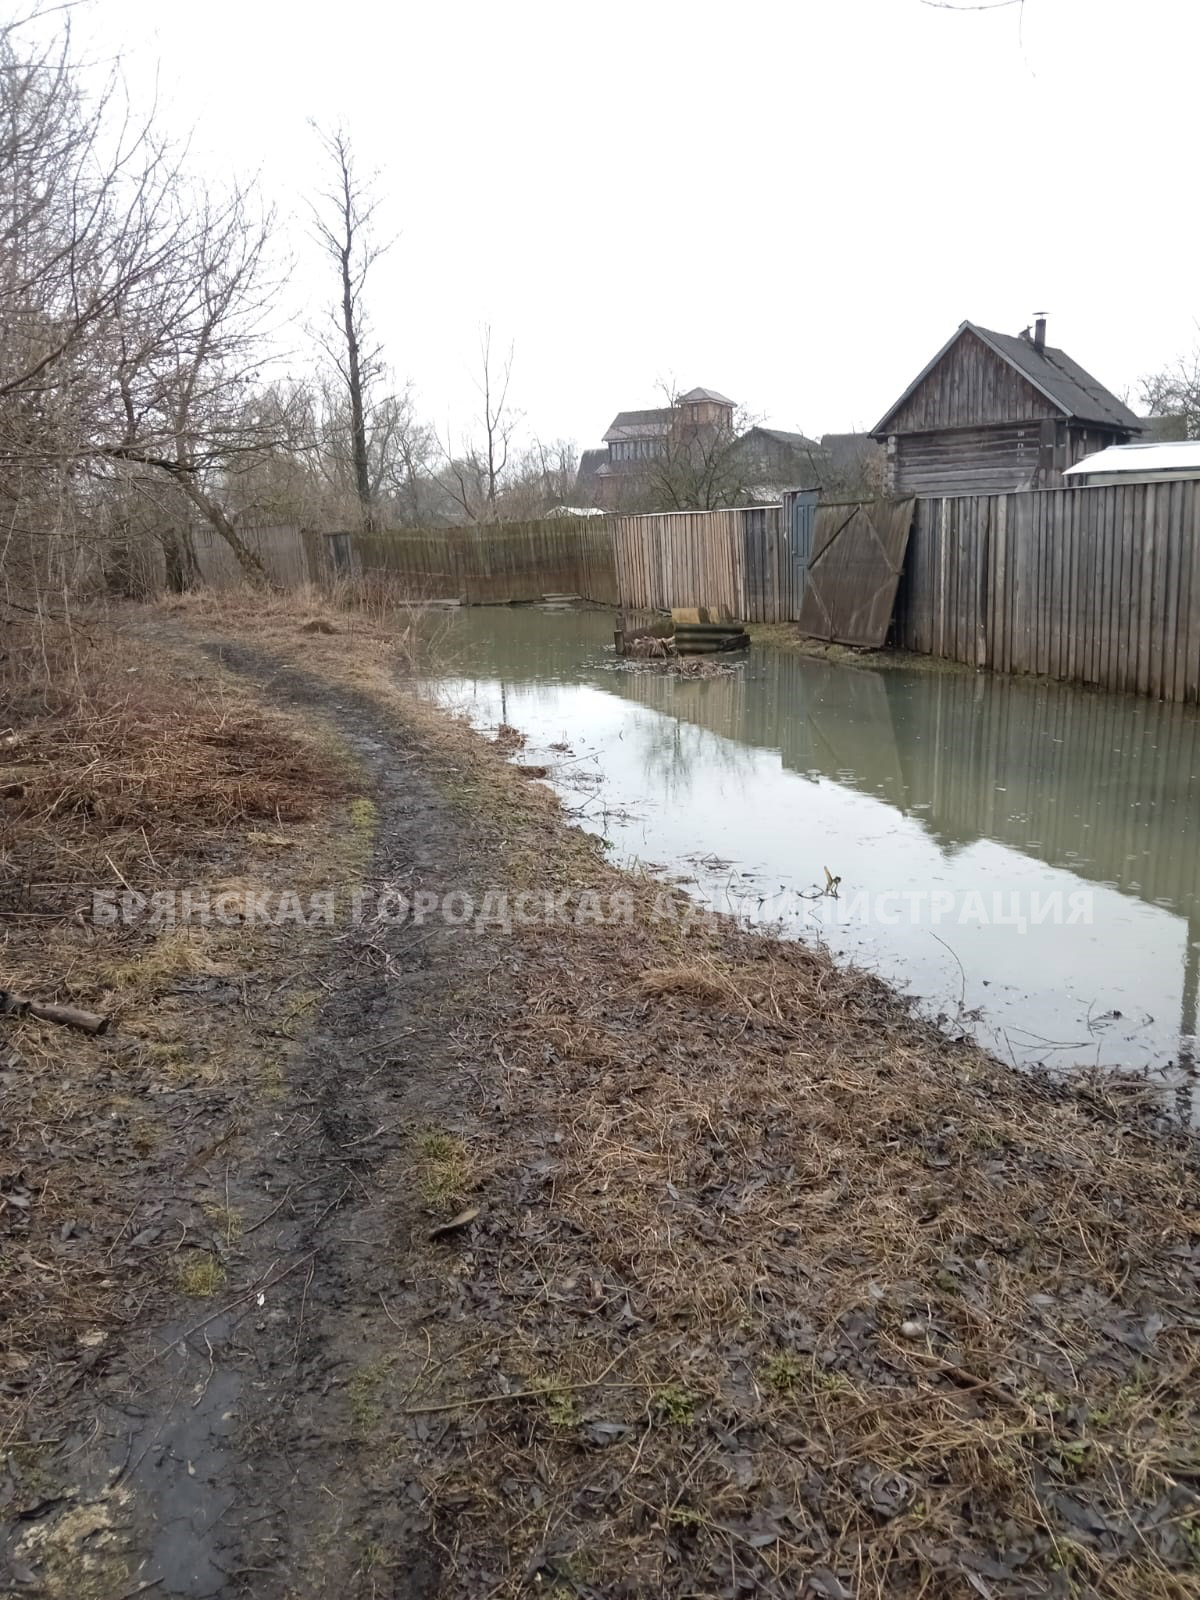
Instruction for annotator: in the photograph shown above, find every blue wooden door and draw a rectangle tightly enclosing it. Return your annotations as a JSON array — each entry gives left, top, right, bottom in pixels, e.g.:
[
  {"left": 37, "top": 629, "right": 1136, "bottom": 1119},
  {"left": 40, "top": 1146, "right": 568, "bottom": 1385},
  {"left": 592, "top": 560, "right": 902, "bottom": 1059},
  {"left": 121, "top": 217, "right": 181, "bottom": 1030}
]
[{"left": 784, "top": 490, "right": 818, "bottom": 618}]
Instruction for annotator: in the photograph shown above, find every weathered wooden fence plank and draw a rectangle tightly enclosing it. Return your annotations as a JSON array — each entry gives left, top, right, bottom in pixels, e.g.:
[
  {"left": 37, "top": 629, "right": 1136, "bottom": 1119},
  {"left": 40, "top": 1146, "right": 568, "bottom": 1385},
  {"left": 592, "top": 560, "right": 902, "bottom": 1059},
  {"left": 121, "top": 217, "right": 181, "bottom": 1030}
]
[{"left": 894, "top": 481, "right": 1200, "bottom": 704}]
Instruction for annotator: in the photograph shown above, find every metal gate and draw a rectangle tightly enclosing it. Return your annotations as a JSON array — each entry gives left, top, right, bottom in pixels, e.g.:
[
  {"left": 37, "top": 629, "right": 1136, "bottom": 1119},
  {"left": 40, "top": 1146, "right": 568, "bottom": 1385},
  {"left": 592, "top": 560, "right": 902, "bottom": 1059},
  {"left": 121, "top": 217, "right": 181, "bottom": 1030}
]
[{"left": 783, "top": 490, "right": 818, "bottom": 617}]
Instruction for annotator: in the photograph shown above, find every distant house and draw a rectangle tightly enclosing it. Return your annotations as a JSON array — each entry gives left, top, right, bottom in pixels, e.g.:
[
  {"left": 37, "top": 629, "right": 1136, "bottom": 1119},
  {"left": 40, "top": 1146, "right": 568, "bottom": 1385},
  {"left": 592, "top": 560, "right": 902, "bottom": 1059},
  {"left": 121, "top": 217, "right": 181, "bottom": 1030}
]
[
  {"left": 872, "top": 319, "right": 1141, "bottom": 495},
  {"left": 575, "top": 387, "right": 736, "bottom": 508},
  {"left": 576, "top": 388, "right": 826, "bottom": 509},
  {"left": 734, "top": 426, "right": 825, "bottom": 494},
  {"left": 1140, "top": 413, "right": 1189, "bottom": 442},
  {"left": 818, "top": 432, "right": 885, "bottom": 497},
  {"left": 572, "top": 448, "right": 611, "bottom": 506}
]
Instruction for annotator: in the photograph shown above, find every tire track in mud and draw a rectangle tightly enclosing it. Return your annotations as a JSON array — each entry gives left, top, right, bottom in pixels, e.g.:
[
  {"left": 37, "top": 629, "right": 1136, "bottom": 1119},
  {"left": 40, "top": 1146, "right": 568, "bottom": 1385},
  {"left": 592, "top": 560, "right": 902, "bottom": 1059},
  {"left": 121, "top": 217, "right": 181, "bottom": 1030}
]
[
  {"left": 14, "top": 642, "right": 510, "bottom": 1600},
  {"left": 169, "top": 643, "right": 503, "bottom": 1599}
]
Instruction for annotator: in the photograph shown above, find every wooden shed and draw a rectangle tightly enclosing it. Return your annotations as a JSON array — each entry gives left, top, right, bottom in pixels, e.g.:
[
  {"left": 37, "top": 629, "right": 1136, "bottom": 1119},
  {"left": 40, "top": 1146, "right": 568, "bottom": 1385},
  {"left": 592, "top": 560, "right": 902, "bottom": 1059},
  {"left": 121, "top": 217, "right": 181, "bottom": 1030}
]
[{"left": 872, "top": 319, "right": 1141, "bottom": 495}]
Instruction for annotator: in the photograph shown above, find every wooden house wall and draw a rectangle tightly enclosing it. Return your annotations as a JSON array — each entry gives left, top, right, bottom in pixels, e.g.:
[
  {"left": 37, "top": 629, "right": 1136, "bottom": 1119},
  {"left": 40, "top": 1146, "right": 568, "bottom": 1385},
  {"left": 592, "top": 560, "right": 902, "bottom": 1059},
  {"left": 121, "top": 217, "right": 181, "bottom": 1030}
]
[
  {"left": 889, "top": 421, "right": 1133, "bottom": 497},
  {"left": 891, "top": 425, "right": 1045, "bottom": 496},
  {"left": 885, "top": 329, "right": 1057, "bottom": 433},
  {"left": 1060, "top": 425, "right": 1127, "bottom": 477},
  {"left": 880, "top": 329, "right": 1137, "bottom": 495}
]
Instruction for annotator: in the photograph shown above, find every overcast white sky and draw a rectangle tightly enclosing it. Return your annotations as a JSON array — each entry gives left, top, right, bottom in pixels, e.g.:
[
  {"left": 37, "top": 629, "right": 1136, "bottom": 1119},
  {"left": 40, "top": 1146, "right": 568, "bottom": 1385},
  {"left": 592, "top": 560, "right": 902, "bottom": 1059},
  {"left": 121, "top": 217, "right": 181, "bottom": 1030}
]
[{"left": 76, "top": 0, "right": 1200, "bottom": 453}]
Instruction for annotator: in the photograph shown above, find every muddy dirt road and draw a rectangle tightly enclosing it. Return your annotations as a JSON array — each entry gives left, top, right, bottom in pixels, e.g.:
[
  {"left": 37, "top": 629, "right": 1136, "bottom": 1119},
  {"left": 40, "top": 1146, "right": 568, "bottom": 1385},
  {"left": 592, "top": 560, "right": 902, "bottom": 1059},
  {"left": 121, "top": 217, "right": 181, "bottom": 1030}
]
[
  {"left": 5, "top": 603, "right": 1200, "bottom": 1600},
  {"left": 7, "top": 640, "right": 514, "bottom": 1598}
]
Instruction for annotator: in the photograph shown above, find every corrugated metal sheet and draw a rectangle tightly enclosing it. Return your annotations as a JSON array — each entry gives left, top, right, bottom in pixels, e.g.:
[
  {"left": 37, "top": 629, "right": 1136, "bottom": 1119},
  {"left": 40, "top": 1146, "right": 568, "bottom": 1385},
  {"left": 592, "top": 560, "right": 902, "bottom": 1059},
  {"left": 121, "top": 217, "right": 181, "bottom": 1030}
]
[
  {"left": 1064, "top": 442, "right": 1200, "bottom": 479},
  {"left": 796, "top": 499, "right": 916, "bottom": 647}
]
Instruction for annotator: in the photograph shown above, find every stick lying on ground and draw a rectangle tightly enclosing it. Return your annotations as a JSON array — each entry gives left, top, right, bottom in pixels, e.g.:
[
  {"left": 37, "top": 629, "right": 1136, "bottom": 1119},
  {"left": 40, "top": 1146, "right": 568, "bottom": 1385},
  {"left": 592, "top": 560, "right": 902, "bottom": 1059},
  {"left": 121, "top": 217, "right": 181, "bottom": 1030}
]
[{"left": 0, "top": 988, "right": 110, "bottom": 1034}]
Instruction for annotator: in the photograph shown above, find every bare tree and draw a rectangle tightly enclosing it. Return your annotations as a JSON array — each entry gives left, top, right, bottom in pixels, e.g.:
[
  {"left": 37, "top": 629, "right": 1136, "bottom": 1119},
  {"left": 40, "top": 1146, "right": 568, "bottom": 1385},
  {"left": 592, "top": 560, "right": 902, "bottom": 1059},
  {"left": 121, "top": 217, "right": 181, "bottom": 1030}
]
[
  {"left": 498, "top": 438, "right": 579, "bottom": 518},
  {"left": 1141, "top": 347, "right": 1200, "bottom": 440},
  {"left": 641, "top": 387, "right": 756, "bottom": 512},
  {"left": 98, "top": 184, "right": 283, "bottom": 581},
  {"left": 310, "top": 125, "right": 389, "bottom": 530},
  {"left": 216, "top": 371, "right": 441, "bottom": 532},
  {"left": 440, "top": 326, "right": 519, "bottom": 522},
  {"left": 0, "top": 11, "right": 280, "bottom": 587}
]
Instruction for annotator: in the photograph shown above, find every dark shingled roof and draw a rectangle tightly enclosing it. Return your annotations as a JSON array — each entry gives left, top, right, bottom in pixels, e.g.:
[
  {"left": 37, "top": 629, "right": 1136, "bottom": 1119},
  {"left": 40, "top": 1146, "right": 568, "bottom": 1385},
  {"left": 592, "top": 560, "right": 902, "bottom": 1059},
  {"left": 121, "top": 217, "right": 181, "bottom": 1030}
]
[
  {"left": 603, "top": 407, "right": 673, "bottom": 443},
  {"left": 678, "top": 386, "right": 735, "bottom": 406},
  {"left": 874, "top": 321, "right": 1142, "bottom": 435},
  {"left": 973, "top": 323, "right": 1140, "bottom": 431},
  {"left": 821, "top": 432, "right": 877, "bottom": 470},
  {"left": 743, "top": 426, "right": 823, "bottom": 452}
]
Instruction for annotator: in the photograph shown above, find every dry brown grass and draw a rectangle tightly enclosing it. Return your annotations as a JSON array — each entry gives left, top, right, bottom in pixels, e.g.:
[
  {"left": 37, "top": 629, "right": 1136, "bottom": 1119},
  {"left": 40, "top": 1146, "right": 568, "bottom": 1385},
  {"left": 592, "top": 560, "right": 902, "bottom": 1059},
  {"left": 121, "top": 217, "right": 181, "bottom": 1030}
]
[
  {"left": 143, "top": 583, "right": 1200, "bottom": 1597},
  {"left": 0, "top": 606, "right": 362, "bottom": 1457},
  {"left": 638, "top": 961, "right": 739, "bottom": 1003},
  {"left": 160, "top": 576, "right": 456, "bottom": 673},
  {"left": 426, "top": 897, "right": 1200, "bottom": 1597}
]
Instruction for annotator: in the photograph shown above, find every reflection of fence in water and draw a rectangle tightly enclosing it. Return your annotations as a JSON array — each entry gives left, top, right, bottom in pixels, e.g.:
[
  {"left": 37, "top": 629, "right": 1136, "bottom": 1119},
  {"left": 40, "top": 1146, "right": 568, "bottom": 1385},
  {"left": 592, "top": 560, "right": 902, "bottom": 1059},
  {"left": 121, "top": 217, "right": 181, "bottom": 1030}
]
[
  {"left": 607, "top": 654, "right": 1200, "bottom": 922},
  {"left": 610, "top": 652, "right": 1200, "bottom": 1054}
]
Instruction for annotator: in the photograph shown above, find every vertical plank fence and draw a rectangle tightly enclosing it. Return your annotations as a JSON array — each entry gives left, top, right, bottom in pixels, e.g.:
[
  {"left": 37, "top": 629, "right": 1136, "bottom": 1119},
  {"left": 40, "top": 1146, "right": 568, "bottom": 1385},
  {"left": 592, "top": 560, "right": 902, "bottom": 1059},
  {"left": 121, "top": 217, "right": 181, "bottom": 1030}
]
[
  {"left": 191, "top": 517, "right": 620, "bottom": 605},
  {"left": 612, "top": 509, "right": 747, "bottom": 616},
  {"left": 893, "top": 481, "right": 1200, "bottom": 703},
  {"left": 609, "top": 502, "right": 822, "bottom": 622}
]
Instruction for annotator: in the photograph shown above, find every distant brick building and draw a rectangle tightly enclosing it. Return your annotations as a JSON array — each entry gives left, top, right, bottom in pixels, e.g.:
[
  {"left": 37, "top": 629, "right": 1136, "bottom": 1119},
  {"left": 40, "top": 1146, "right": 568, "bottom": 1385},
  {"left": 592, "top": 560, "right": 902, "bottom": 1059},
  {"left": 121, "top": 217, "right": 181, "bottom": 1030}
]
[
  {"left": 574, "top": 389, "right": 824, "bottom": 509},
  {"left": 574, "top": 388, "right": 735, "bottom": 509}
]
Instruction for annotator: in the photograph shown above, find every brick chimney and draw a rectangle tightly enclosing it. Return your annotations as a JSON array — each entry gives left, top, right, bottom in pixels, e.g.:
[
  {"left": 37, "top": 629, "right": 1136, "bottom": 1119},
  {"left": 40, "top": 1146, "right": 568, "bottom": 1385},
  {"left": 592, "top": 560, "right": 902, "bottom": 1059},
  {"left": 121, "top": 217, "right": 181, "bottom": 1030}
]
[{"left": 1033, "top": 314, "right": 1047, "bottom": 352}]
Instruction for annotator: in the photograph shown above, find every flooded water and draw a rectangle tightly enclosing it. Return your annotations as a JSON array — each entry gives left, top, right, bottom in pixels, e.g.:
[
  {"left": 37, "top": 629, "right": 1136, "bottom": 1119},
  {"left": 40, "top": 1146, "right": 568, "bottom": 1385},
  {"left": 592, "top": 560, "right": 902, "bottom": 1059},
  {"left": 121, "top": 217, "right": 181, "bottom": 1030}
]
[{"left": 422, "top": 605, "right": 1200, "bottom": 1087}]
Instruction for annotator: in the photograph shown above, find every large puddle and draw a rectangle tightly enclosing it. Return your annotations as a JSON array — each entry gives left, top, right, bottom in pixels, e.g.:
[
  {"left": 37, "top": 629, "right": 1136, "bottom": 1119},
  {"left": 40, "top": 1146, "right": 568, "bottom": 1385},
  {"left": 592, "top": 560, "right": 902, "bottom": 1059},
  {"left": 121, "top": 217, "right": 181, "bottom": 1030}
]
[{"left": 422, "top": 605, "right": 1200, "bottom": 1088}]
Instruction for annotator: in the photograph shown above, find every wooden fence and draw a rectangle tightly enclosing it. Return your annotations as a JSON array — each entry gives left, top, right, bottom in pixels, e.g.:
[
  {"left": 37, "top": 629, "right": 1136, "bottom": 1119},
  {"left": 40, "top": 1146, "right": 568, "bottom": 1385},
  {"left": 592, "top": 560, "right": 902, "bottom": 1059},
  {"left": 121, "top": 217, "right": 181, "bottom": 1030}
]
[
  {"left": 893, "top": 482, "right": 1200, "bottom": 703},
  {"left": 742, "top": 504, "right": 796, "bottom": 623},
  {"left": 179, "top": 486, "right": 1200, "bottom": 706},
  {"left": 612, "top": 509, "right": 747, "bottom": 617},
  {"left": 344, "top": 521, "right": 619, "bottom": 604},
  {"left": 190, "top": 517, "right": 619, "bottom": 605},
  {"left": 195, "top": 506, "right": 811, "bottom": 622},
  {"left": 192, "top": 524, "right": 318, "bottom": 589},
  {"left": 612, "top": 505, "right": 808, "bottom": 622}
]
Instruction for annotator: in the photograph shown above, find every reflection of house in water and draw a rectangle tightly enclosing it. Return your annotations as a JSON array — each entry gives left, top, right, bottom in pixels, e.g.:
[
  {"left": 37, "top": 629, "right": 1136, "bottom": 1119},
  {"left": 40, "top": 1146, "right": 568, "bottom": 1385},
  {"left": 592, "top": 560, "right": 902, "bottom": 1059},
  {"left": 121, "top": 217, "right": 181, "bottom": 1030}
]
[{"left": 606, "top": 656, "right": 1200, "bottom": 1056}]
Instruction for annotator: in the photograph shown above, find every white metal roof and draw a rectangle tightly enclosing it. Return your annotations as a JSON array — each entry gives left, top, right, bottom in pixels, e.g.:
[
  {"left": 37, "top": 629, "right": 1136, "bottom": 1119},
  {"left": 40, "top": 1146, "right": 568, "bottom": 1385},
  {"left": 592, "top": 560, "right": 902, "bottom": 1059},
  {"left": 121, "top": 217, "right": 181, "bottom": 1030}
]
[{"left": 1063, "top": 440, "right": 1200, "bottom": 477}]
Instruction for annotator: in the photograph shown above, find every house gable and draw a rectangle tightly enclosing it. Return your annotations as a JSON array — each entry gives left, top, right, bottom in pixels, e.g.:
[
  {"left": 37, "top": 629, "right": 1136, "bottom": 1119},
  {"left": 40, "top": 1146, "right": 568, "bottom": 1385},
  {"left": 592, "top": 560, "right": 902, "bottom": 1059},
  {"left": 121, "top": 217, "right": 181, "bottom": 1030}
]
[{"left": 877, "top": 326, "right": 1060, "bottom": 435}]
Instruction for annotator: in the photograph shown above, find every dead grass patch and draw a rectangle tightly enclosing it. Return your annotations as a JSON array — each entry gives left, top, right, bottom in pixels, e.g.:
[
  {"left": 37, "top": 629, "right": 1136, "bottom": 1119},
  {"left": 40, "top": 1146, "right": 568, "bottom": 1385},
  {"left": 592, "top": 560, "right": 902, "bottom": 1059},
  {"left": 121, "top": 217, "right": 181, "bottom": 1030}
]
[
  {"left": 149, "top": 583, "right": 1200, "bottom": 1598},
  {"left": 0, "top": 605, "right": 363, "bottom": 1462},
  {"left": 638, "top": 962, "right": 738, "bottom": 1004},
  {"left": 175, "top": 1253, "right": 227, "bottom": 1298},
  {"left": 162, "top": 578, "right": 455, "bottom": 674},
  {"left": 416, "top": 1130, "right": 471, "bottom": 1209},
  {"left": 99, "top": 927, "right": 229, "bottom": 997}
]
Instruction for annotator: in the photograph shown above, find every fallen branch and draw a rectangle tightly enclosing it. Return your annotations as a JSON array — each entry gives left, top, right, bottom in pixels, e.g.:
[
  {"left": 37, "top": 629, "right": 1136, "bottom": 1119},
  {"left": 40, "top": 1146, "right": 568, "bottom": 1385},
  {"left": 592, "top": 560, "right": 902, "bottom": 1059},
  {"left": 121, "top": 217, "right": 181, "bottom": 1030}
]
[{"left": 0, "top": 989, "right": 110, "bottom": 1035}]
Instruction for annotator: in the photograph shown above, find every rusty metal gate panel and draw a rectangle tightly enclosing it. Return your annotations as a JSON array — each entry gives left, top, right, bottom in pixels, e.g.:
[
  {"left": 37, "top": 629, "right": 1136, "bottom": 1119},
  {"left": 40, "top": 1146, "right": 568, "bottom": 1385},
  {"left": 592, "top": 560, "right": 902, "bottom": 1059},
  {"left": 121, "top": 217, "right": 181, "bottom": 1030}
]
[{"left": 795, "top": 498, "right": 916, "bottom": 646}]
